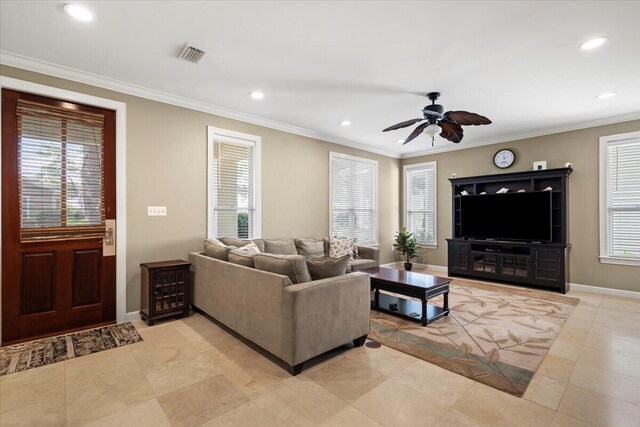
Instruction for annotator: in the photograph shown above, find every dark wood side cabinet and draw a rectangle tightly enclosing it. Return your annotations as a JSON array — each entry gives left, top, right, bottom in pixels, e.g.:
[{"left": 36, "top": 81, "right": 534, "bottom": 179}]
[
  {"left": 447, "top": 167, "right": 572, "bottom": 293},
  {"left": 140, "top": 260, "right": 191, "bottom": 325}
]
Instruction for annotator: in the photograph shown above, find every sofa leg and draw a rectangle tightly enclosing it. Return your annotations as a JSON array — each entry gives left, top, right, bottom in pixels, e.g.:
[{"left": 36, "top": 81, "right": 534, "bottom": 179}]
[
  {"left": 353, "top": 334, "right": 368, "bottom": 347},
  {"left": 287, "top": 363, "right": 303, "bottom": 376}
]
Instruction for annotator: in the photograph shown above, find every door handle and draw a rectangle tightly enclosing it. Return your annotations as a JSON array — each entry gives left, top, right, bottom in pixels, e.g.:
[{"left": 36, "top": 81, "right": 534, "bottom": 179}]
[
  {"left": 103, "top": 219, "right": 116, "bottom": 256},
  {"left": 104, "top": 227, "right": 114, "bottom": 245}
]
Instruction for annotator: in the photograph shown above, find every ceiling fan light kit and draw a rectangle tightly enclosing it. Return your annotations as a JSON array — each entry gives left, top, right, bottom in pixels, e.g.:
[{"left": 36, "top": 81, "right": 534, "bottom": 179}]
[
  {"left": 383, "top": 92, "right": 492, "bottom": 146},
  {"left": 424, "top": 123, "right": 442, "bottom": 140}
]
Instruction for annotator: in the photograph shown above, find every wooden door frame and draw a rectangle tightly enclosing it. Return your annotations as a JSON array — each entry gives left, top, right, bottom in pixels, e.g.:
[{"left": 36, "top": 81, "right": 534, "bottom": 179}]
[{"left": 0, "top": 76, "right": 127, "bottom": 342}]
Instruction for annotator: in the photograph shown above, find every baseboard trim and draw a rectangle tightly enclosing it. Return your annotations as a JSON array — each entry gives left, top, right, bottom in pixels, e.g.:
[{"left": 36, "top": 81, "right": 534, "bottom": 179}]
[
  {"left": 380, "top": 262, "right": 448, "bottom": 272},
  {"left": 570, "top": 283, "right": 640, "bottom": 299},
  {"left": 379, "top": 264, "right": 639, "bottom": 299},
  {"left": 423, "top": 264, "right": 448, "bottom": 272},
  {"left": 126, "top": 311, "right": 141, "bottom": 322}
]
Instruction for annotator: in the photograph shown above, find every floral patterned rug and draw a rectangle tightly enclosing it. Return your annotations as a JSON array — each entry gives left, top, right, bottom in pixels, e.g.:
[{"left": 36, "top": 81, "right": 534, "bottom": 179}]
[
  {"left": 369, "top": 275, "right": 579, "bottom": 396},
  {"left": 0, "top": 322, "right": 142, "bottom": 376}
]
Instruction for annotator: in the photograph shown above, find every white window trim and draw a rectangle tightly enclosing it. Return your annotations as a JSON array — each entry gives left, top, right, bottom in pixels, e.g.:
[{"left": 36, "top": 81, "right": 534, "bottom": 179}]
[
  {"left": 599, "top": 130, "right": 640, "bottom": 267},
  {"left": 207, "top": 126, "right": 261, "bottom": 239},
  {"left": 403, "top": 161, "right": 438, "bottom": 249},
  {"left": 329, "top": 152, "right": 379, "bottom": 245}
]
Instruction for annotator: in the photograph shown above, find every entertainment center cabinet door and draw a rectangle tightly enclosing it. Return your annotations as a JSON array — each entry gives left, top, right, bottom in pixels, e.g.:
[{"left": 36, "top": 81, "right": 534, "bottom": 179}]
[
  {"left": 499, "top": 255, "right": 531, "bottom": 281},
  {"left": 532, "top": 248, "right": 563, "bottom": 287},
  {"left": 448, "top": 241, "right": 470, "bottom": 273}
]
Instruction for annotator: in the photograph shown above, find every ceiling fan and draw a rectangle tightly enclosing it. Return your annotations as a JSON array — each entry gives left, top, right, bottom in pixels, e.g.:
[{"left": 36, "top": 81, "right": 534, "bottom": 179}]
[{"left": 383, "top": 92, "right": 492, "bottom": 145}]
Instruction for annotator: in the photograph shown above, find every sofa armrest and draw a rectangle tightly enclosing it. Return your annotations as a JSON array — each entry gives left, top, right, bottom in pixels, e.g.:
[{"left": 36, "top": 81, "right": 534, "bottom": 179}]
[
  {"left": 189, "top": 251, "right": 291, "bottom": 359},
  {"left": 281, "top": 272, "right": 370, "bottom": 366},
  {"left": 358, "top": 246, "right": 380, "bottom": 265}
]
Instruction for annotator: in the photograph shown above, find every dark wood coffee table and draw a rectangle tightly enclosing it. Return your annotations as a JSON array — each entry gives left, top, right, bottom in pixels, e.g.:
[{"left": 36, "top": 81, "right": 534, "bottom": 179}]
[{"left": 362, "top": 267, "right": 451, "bottom": 326}]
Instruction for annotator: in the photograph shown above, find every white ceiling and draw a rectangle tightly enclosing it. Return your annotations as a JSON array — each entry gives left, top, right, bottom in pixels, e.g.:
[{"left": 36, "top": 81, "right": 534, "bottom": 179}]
[{"left": 1, "top": 1, "right": 639, "bottom": 158}]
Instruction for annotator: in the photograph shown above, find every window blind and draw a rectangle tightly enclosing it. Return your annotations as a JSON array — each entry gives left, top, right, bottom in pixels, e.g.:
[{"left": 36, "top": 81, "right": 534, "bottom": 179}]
[
  {"left": 606, "top": 139, "right": 640, "bottom": 258},
  {"left": 17, "top": 99, "right": 105, "bottom": 242},
  {"left": 210, "top": 139, "right": 257, "bottom": 239},
  {"left": 330, "top": 153, "right": 377, "bottom": 245},
  {"left": 405, "top": 162, "right": 436, "bottom": 245}
]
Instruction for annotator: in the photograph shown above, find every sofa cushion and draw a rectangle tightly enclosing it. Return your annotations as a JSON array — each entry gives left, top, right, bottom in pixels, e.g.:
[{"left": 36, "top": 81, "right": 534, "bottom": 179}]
[
  {"left": 254, "top": 253, "right": 311, "bottom": 284},
  {"left": 348, "top": 258, "right": 377, "bottom": 272},
  {"left": 305, "top": 255, "right": 351, "bottom": 280},
  {"left": 329, "top": 236, "right": 354, "bottom": 259},
  {"left": 228, "top": 251, "right": 256, "bottom": 268},
  {"left": 294, "top": 238, "right": 325, "bottom": 259},
  {"left": 233, "top": 241, "right": 261, "bottom": 255},
  {"left": 220, "top": 237, "right": 265, "bottom": 252},
  {"left": 204, "top": 239, "right": 236, "bottom": 261},
  {"left": 264, "top": 239, "right": 298, "bottom": 255}
]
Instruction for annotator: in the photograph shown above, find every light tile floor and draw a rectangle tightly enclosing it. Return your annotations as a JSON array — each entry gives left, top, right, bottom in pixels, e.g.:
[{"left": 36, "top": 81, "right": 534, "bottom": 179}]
[{"left": 1, "top": 285, "right": 640, "bottom": 426}]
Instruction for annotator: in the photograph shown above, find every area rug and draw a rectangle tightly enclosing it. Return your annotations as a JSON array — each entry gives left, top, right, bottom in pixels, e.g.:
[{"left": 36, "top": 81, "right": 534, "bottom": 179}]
[
  {"left": 369, "top": 277, "right": 579, "bottom": 397},
  {"left": 0, "top": 322, "right": 142, "bottom": 376}
]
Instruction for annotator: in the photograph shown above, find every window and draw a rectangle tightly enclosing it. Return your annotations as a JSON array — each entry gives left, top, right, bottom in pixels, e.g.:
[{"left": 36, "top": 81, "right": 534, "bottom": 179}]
[
  {"left": 17, "top": 98, "right": 105, "bottom": 241},
  {"left": 330, "top": 152, "right": 378, "bottom": 245},
  {"left": 600, "top": 131, "right": 640, "bottom": 266},
  {"left": 207, "top": 127, "right": 260, "bottom": 239},
  {"left": 404, "top": 161, "right": 437, "bottom": 246}
]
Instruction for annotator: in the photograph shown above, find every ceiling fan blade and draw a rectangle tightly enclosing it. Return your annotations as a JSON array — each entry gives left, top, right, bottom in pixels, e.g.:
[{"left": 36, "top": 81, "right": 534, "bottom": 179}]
[
  {"left": 402, "top": 123, "right": 429, "bottom": 145},
  {"left": 444, "top": 111, "right": 492, "bottom": 126},
  {"left": 382, "top": 118, "right": 424, "bottom": 132},
  {"left": 439, "top": 119, "right": 464, "bottom": 143}
]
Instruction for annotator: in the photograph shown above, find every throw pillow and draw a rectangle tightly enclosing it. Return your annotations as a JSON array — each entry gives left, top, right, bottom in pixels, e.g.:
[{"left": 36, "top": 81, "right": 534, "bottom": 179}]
[
  {"left": 305, "top": 255, "right": 351, "bottom": 280},
  {"left": 232, "top": 241, "right": 261, "bottom": 255},
  {"left": 221, "top": 237, "right": 265, "bottom": 252},
  {"left": 228, "top": 251, "right": 256, "bottom": 268},
  {"left": 264, "top": 239, "right": 298, "bottom": 255},
  {"left": 329, "top": 236, "right": 354, "bottom": 259},
  {"left": 294, "top": 238, "right": 325, "bottom": 259},
  {"left": 204, "top": 239, "right": 236, "bottom": 261},
  {"left": 253, "top": 254, "right": 311, "bottom": 284}
]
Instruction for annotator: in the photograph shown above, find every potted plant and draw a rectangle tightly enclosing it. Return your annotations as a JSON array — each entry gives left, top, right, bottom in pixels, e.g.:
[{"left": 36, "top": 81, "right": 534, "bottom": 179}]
[{"left": 393, "top": 227, "right": 420, "bottom": 271}]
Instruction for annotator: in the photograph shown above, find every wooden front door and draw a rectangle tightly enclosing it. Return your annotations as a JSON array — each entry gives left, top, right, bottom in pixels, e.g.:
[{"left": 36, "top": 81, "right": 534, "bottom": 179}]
[{"left": 1, "top": 89, "right": 116, "bottom": 345}]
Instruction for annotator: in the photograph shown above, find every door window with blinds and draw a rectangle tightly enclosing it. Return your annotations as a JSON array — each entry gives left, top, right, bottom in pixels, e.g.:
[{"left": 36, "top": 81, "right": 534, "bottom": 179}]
[
  {"left": 17, "top": 99, "right": 105, "bottom": 242},
  {"left": 207, "top": 127, "right": 261, "bottom": 239},
  {"left": 329, "top": 152, "right": 378, "bottom": 245},
  {"left": 600, "top": 132, "right": 640, "bottom": 265},
  {"left": 404, "top": 162, "right": 437, "bottom": 246}
]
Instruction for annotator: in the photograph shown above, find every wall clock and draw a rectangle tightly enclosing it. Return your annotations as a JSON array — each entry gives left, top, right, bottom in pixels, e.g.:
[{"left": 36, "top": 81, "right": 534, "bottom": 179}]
[{"left": 493, "top": 149, "right": 515, "bottom": 169}]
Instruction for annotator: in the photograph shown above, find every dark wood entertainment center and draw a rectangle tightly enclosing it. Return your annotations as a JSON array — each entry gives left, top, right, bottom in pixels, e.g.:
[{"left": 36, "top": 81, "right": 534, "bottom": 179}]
[{"left": 447, "top": 167, "right": 572, "bottom": 293}]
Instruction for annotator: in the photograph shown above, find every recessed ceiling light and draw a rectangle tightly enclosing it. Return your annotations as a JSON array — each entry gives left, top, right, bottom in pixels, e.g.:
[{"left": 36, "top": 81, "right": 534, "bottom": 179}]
[
  {"left": 250, "top": 91, "right": 264, "bottom": 100},
  {"left": 597, "top": 91, "right": 617, "bottom": 99},
  {"left": 397, "top": 139, "right": 406, "bottom": 144},
  {"left": 340, "top": 120, "right": 351, "bottom": 127},
  {"left": 64, "top": 4, "right": 97, "bottom": 22},
  {"left": 579, "top": 37, "right": 608, "bottom": 50}
]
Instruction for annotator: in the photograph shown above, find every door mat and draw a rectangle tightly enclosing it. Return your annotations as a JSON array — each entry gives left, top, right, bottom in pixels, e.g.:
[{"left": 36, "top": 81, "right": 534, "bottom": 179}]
[{"left": 0, "top": 322, "right": 143, "bottom": 376}]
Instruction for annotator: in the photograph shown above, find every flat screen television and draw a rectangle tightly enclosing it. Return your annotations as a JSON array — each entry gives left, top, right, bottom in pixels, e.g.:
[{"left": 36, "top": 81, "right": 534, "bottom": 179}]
[{"left": 460, "top": 191, "right": 552, "bottom": 242}]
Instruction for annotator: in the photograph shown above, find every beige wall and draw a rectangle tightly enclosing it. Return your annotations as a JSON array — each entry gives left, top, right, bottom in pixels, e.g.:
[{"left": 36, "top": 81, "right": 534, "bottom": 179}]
[
  {"left": 2, "top": 63, "right": 637, "bottom": 307},
  {"left": 1, "top": 66, "right": 401, "bottom": 312},
  {"left": 402, "top": 120, "right": 640, "bottom": 292}
]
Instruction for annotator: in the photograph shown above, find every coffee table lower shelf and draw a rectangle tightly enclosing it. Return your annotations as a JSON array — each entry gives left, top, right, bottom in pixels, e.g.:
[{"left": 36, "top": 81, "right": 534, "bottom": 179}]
[{"left": 373, "top": 293, "right": 449, "bottom": 326}]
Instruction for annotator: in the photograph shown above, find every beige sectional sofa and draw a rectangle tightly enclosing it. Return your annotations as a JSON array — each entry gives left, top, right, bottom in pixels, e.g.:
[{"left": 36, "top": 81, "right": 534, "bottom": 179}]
[{"left": 189, "top": 237, "right": 378, "bottom": 375}]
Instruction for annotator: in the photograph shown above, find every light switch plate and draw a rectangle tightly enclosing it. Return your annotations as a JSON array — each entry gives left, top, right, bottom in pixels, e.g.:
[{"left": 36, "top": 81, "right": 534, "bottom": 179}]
[{"left": 148, "top": 206, "right": 167, "bottom": 216}]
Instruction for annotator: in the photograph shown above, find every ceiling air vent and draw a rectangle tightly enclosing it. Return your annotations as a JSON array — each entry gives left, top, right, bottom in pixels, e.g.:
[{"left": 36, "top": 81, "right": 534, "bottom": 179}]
[{"left": 177, "top": 44, "right": 207, "bottom": 64}]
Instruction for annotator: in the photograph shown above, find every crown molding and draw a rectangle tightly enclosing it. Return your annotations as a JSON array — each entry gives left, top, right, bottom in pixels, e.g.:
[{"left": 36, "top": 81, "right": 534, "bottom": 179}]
[
  {"left": 0, "top": 50, "right": 400, "bottom": 159},
  {"left": 3, "top": 50, "right": 639, "bottom": 162},
  {"left": 400, "top": 111, "right": 640, "bottom": 159}
]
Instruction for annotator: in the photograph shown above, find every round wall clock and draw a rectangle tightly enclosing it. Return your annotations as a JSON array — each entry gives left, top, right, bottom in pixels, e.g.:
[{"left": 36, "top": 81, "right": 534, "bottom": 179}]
[{"left": 493, "top": 149, "right": 515, "bottom": 169}]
